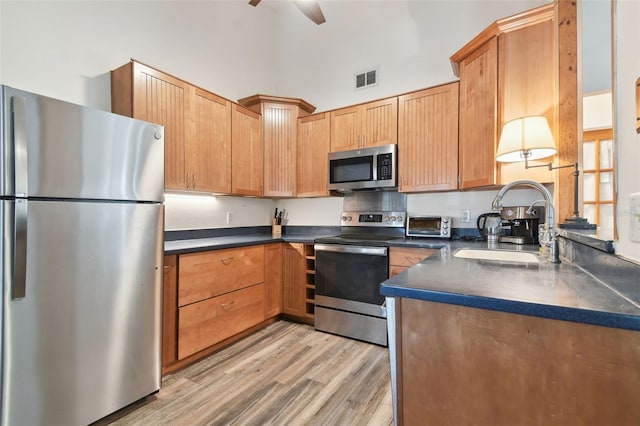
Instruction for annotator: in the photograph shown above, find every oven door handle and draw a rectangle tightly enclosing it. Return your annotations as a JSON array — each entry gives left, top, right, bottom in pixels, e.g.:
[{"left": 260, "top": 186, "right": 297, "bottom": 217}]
[{"left": 314, "top": 244, "right": 387, "bottom": 256}]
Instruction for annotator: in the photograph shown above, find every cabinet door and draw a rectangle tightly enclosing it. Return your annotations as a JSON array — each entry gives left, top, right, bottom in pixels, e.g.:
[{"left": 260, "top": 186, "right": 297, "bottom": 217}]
[
  {"left": 498, "top": 20, "right": 555, "bottom": 185},
  {"left": 132, "top": 62, "right": 188, "bottom": 191},
  {"left": 232, "top": 104, "right": 263, "bottom": 196},
  {"left": 262, "top": 103, "right": 297, "bottom": 197},
  {"left": 297, "top": 113, "right": 330, "bottom": 197},
  {"left": 388, "top": 247, "right": 438, "bottom": 277},
  {"left": 282, "top": 243, "right": 306, "bottom": 317},
  {"left": 398, "top": 84, "right": 459, "bottom": 192},
  {"left": 188, "top": 88, "right": 232, "bottom": 193},
  {"left": 178, "top": 246, "right": 265, "bottom": 307},
  {"left": 264, "top": 244, "right": 283, "bottom": 318},
  {"left": 178, "top": 283, "right": 265, "bottom": 360},
  {"left": 361, "top": 97, "right": 398, "bottom": 148},
  {"left": 330, "top": 105, "right": 361, "bottom": 152},
  {"left": 162, "top": 255, "right": 178, "bottom": 369},
  {"left": 458, "top": 37, "right": 498, "bottom": 189}
]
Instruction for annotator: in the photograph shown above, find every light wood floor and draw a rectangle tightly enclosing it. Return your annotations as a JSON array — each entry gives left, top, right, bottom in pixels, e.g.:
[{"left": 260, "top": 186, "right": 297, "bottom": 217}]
[{"left": 99, "top": 321, "right": 393, "bottom": 426}]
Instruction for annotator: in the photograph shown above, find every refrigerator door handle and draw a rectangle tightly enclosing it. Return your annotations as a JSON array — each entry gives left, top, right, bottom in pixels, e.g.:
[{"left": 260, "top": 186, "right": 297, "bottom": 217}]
[
  {"left": 12, "top": 199, "right": 28, "bottom": 299},
  {"left": 12, "top": 96, "right": 29, "bottom": 197}
]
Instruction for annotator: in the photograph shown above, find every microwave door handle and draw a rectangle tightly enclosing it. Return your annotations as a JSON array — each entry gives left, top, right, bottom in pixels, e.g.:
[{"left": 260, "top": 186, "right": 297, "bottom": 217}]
[{"left": 372, "top": 152, "right": 378, "bottom": 181}]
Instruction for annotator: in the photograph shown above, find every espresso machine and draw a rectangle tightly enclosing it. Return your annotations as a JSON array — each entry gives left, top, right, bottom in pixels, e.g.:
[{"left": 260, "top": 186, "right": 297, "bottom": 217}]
[{"left": 498, "top": 206, "right": 545, "bottom": 245}]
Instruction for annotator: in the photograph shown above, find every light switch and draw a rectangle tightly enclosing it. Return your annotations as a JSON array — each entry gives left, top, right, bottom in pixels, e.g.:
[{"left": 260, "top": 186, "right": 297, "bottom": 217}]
[{"left": 631, "top": 193, "right": 640, "bottom": 242}]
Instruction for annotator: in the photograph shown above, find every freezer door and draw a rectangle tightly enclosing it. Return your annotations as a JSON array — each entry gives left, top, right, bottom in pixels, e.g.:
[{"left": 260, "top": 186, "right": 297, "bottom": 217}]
[
  {"left": 1, "top": 85, "right": 164, "bottom": 202},
  {"left": 1, "top": 200, "right": 163, "bottom": 426}
]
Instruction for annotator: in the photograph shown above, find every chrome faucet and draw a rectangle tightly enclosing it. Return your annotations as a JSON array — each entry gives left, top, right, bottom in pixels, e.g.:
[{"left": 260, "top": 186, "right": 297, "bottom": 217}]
[{"left": 491, "top": 179, "right": 560, "bottom": 263}]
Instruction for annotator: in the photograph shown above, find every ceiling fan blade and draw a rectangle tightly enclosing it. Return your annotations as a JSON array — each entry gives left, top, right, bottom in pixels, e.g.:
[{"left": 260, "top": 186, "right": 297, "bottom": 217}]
[
  {"left": 293, "top": 0, "right": 326, "bottom": 25},
  {"left": 248, "top": 0, "right": 261, "bottom": 6}
]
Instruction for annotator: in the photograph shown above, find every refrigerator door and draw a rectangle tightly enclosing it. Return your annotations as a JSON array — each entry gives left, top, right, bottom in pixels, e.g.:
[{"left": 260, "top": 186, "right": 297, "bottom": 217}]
[
  {"left": 1, "top": 200, "right": 163, "bottom": 426},
  {"left": 1, "top": 85, "right": 164, "bottom": 202}
]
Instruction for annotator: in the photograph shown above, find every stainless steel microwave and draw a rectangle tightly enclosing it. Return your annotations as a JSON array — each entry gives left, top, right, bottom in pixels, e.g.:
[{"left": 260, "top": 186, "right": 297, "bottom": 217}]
[
  {"left": 327, "top": 144, "right": 397, "bottom": 192},
  {"left": 406, "top": 215, "right": 451, "bottom": 239}
]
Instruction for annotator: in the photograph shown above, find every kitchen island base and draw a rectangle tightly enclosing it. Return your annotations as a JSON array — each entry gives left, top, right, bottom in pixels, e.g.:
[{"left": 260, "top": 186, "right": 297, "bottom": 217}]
[{"left": 387, "top": 298, "right": 640, "bottom": 425}]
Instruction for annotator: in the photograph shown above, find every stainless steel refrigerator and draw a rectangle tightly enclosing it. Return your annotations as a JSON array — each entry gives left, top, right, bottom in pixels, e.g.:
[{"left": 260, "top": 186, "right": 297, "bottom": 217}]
[{"left": 0, "top": 85, "right": 164, "bottom": 425}]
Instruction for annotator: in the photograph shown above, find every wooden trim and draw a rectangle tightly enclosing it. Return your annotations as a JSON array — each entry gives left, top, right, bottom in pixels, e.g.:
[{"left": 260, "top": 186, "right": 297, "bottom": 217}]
[
  {"left": 556, "top": 0, "right": 579, "bottom": 224},
  {"left": 194, "top": 87, "right": 228, "bottom": 106},
  {"left": 161, "top": 317, "right": 277, "bottom": 376},
  {"left": 110, "top": 62, "right": 133, "bottom": 116},
  {"left": 450, "top": 3, "right": 554, "bottom": 76},
  {"left": 233, "top": 102, "right": 260, "bottom": 119},
  {"left": 237, "top": 94, "right": 316, "bottom": 115},
  {"left": 299, "top": 112, "right": 328, "bottom": 123}
]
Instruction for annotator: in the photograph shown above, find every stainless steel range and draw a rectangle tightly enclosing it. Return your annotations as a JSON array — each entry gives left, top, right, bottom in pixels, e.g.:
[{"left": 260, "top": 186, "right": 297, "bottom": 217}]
[{"left": 314, "top": 203, "right": 406, "bottom": 346}]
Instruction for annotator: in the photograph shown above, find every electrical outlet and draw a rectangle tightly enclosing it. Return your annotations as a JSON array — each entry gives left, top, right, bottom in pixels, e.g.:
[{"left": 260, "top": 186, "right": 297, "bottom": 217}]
[
  {"left": 226, "top": 211, "right": 232, "bottom": 224},
  {"left": 461, "top": 209, "right": 471, "bottom": 223}
]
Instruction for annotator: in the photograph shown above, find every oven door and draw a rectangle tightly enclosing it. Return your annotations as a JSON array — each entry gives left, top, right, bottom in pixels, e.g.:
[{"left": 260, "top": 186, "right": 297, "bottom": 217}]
[{"left": 314, "top": 243, "right": 388, "bottom": 316}]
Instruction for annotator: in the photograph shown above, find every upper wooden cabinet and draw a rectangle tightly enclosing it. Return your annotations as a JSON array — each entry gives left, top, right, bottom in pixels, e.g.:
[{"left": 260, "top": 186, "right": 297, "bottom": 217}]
[
  {"left": 398, "top": 83, "right": 459, "bottom": 192},
  {"left": 451, "top": 3, "right": 560, "bottom": 190},
  {"left": 188, "top": 89, "right": 232, "bottom": 193},
  {"left": 457, "top": 38, "right": 499, "bottom": 189},
  {"left": 297, "top": 112, "right": 330, "bottom": 197},
  {"left": 112, "top": 61, "right": 188, "bottom": 190},
  {"left": 238, "top": 95, "right": 315, "bottom": 198},
  {"left": 111, "top": 61, "right": 233, "bottom": 193},
  {"left": 330, "top": 97, "right": 398, "bottom": 152},
  {"left": 231, "top": 103, "right": 263, "bottom": 196}
]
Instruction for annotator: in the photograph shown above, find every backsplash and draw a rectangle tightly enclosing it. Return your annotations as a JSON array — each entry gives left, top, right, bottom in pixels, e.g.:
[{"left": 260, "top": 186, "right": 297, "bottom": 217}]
[{"left": 559, "top": 236, "right": 640, "bottom": 306}]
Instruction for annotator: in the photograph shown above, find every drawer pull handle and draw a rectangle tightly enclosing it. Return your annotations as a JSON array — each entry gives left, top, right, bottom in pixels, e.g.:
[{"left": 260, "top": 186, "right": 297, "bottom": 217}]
[
  {"left": 163, "top": 265, "right": 174, "bottom": 272},
  {"left": 405, "top": 256, "right": 421, "bottom": 263},
  {"left": 220, "top": 257, "right": 234, "bottom": 265},
  {"left": 220, "top": 301, "right": 234, "bottom": 311}
]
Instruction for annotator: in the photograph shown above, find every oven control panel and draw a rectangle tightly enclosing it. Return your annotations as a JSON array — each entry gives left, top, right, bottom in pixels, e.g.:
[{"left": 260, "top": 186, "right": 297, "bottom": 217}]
[{"left": 340, "top": 211, "right": 406, "bottom": 227}]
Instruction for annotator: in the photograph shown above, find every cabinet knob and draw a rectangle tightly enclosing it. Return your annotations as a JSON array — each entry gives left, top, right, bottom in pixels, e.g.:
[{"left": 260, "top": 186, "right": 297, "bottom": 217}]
[
  {"left": 220, "top": 257, "right": 234, "bottom": 266},
  {"left": 220, "top": 301, "right": 235, "bottom": 311}
]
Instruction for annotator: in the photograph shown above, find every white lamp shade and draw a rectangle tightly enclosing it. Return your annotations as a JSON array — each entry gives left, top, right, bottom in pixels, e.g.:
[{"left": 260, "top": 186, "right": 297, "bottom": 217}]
[{"left": 496, "top": 116, "right": 557, "bottom": 162}]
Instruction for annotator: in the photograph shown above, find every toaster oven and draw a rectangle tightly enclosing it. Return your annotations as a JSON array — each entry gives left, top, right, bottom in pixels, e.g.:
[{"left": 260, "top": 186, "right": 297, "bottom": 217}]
[{"left": 406, "top": 215, "right": 451, "bottom": 239}]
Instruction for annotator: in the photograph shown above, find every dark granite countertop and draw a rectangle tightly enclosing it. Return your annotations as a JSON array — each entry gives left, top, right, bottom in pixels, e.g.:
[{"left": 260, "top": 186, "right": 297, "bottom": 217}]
[
  {"left": 381, "top": 246, "right": 640, "bottom": 332},
  {"left": 164, "top": 226, "right": 340, "bottom": 255}
]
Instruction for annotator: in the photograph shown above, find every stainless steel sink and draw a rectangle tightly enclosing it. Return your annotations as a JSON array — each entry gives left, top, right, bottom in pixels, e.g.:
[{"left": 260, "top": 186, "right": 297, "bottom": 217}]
[{"left": 454, "top": 248, "right": 540, "bottom": 263}]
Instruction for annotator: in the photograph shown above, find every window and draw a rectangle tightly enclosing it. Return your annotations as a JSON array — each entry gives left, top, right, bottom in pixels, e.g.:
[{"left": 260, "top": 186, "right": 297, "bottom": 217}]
[{"left": 582, "top": 128, "right": 615, "bottom": 235}]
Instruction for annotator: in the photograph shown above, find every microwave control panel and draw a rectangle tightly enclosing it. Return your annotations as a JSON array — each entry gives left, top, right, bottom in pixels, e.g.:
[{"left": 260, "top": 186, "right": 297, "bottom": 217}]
[{"left": 377, "top": 153, "right": 393, "bottom": 180}]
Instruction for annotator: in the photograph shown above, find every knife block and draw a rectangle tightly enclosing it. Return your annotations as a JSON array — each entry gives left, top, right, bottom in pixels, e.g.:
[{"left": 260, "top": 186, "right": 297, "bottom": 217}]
[{"left": 272, "top": 219, "right": 282, "bottom": 238}]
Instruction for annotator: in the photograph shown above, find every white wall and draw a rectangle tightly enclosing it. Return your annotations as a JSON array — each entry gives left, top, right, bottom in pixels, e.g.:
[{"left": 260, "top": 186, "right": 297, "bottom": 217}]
[
  {"left": 274, "top": 0, "right": 547, "bottom": 112},
  {"left": 165, "top": 194, "right": 276, "bottom": 230},
  {"left": 612, "top": 0, "right": 640, "bottom": 261},
  {"left": 0, "top": 1, "right": 278, "bottom": 109}
]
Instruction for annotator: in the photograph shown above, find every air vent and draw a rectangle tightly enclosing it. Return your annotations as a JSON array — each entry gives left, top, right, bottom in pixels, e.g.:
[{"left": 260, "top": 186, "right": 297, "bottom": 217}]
[{"left": 355, "top": 69, "right": 378, "bottom": 90}]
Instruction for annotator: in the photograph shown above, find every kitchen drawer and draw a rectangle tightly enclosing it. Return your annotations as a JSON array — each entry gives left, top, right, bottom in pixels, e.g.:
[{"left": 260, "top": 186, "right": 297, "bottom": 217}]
[
  {"left": 178, "top": 245, "right": 265, "bottom": 306},
  {"left": 389, "top": 247, "right": 438, "bottom": 267},
  {"left": 178, "top": 283, "right": 265, "bottom": 359}
]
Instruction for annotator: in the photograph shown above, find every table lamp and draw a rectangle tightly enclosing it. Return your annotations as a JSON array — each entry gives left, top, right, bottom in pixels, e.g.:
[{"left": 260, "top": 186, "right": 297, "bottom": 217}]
[{"left": 496, "top": 116, "right": 596, "bottom": 229}]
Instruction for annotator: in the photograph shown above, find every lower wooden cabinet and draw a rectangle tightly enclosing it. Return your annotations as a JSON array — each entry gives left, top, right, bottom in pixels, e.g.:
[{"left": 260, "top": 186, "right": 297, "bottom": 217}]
[
  {"left": 178, "top": 245, "right": 264, "bottom": 307},
  {"left": 162, "top": 255, "right": 178, "bottom": 368},
  {"left": 282, "top": 243, "right": 306, "bottom": 318},
  {"left": 178, "top": 283, "right": 265, "bottom": 359},
  {"left": 264, "top": 243, "right": 283, "bottom": 318},
  {"left": 389, "top": 246, "right": 438, "bottom": 277},
  {"left": 163, "top": 242, "right": 316, "bottom": 370}
]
